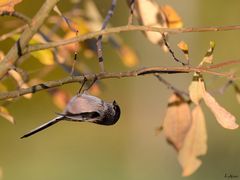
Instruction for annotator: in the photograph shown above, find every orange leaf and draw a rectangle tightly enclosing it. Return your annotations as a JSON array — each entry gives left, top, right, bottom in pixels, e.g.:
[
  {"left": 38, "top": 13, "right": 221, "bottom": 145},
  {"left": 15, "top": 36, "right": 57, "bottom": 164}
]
[
  {"left": 89, "top": 84, "right": 101, "bottom": 96},
  {"left": 188, "top": 73, "right": 205, "bottom": 105},
  {"left": 118, "top": 45, "right": 139, "bottom": 67},
  {"left": 177, "top": 41, "right": 189, "bottom": 61},
  {"left": 0, "top": 106, "right": 14, "bottom": 124},
  {"left": 0, "top": 0, "right": 22, "bottom": 14},
  {"left": 178, "top": 105, "right": 207, "bottom": 176},
  {"left": 163, "top": 93, "right": 192, "bottom": 151},
  {"left": 50, "top": 89, "right": 71, "bottom": 110},
  {"left": 203, "top": 91, "right": 239, "bottom": 129},
  {"left": 162, "top": 5, "right": 183, "bottom": 28}
]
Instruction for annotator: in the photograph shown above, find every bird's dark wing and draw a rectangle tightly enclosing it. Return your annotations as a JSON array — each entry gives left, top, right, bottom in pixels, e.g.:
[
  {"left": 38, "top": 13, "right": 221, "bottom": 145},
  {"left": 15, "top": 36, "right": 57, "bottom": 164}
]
[
  {"left": 62, "top": 111, "right": 101, "bottom": 122},
  {"left": 21, "top": 116, "right": 64, "bottom": 138}
]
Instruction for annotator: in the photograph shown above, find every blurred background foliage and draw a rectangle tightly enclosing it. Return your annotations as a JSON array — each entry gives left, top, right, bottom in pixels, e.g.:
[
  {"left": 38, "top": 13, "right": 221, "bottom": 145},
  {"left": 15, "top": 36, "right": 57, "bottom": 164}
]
[{"left": 0, "top": 0, "right": 240, "bottom": 179}]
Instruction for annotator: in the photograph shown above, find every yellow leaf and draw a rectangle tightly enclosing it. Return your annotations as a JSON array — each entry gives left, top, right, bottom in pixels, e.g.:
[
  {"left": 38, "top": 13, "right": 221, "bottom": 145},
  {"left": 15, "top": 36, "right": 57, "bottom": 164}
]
[
  {"left": 8, "top": 69, "right": 32, "bottom": 99},
  {"left": 162, "top": 5, "right": 183, "bottom": 28},
  {"left": 0, "top": 106, "right": 14, "bottom": 124},
  {"left": 31, "top": 50, "right": 54, "bottom": 65},
  {"left": 11, "top": 34, "right": 54, "bottom": 65},
  {"left": 118, "top": 45, "right": 138, "bottom": 67},
  {"left": 188, "top": 73, "right": 205, "bottom": 105},
  {"left": 135, "top": 0, "right": 168, "bottom": 51},
  {"left": 0, "top": 0, "right": 22, "bottom": 14},
  {"left": 178, "top": 105, "right": 207, "bottom": 176},
  {"left": 163, "top": 93, "right": 192, "bottom": 151},
  {"left": 203, "top": 91, "right": 239, "bottom": 129}
]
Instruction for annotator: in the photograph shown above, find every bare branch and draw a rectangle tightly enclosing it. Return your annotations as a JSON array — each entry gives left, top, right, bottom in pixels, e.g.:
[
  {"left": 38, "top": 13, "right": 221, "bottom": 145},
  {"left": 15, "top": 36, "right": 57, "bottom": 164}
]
[
  {"left": 25, "top": 24, "right": 240, "bottom": 53},
  {"left": 0, "top": 64, "right": 235, "bottom": 100}
]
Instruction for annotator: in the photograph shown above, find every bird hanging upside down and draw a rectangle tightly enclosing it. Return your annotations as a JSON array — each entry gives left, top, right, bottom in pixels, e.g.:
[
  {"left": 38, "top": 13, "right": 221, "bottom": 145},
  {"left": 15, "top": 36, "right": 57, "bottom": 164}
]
[{"left": 21, "top": 93, "right": 121, "bottom": 138}]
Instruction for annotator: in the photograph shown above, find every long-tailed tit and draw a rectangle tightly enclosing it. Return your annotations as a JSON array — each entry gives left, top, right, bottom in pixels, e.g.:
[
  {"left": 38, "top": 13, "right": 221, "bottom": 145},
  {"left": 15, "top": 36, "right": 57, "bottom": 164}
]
[{"left": 21, "top": 93, "right": 121, "bottom": 138}]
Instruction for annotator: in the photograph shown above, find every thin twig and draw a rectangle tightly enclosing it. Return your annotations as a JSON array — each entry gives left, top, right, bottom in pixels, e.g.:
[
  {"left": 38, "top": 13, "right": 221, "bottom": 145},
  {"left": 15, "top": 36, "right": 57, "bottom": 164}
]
[
  {"left": 162, "top": 33, "right": 187, "bottom": 66},
  {"left": 96, "top": 0, "right": 117, "bottom": 72},
  {"left": 25, "top": 24, "right": 240, "bottom": 53},
  {"left": 0, "top": 25, "right": 27, "bottom": 41},
  {"left": 154, "top": 74, "right": 189, "bottom": 97},
  {"left": 0, "top": 64, "right": 234, "bottom": 100},
  {"left": 127, "top": 0, "right": 135, "bottom": 25}
]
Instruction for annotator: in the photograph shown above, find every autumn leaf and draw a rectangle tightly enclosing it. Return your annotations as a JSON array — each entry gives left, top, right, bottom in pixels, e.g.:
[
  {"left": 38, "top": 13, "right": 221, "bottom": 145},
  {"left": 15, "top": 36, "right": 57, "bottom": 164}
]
[
  {"left": 203, "top": 91, "right": 239, "bottom": 129},
  {"left": 0, "top": 0, "right": 22, "bottom": 15},
  {"left": 135, "top": 0, "right": 168, "bottom": 51},
  {"left": 11, "top": 34, "right": 54, "bottom": 65},
  {"left": 177, "top": 41, "right": 189, "bottom": 61},
  {"left": 188, "top": 73, "right": 205, "bottom": 105},
  {"left": 84, "top": 0, "right": 102, "bottom": 30},
  {"left": 117, "top": 45, "right": 139, "bottom": 67},
  {"left": 8, "top": 69, "right": 32, "bottom": 99},
  {"left": 163, "top": 93, "right": 192, "bottom": 151},
  {"left": 89, "top": 83, "right": 101, "bottom": 96},
  {"left": 0, "top": 106, "right": 14, "bottom": 124},
  {"left": 199, "top": 41, "right": 215, "bottom": 66},
  {"left": 49, "top": 89, "right": 71, "bottom": 110},
  {"left": 178, "top": 105, "right": 207, "bottom": 176},
  {"left": 161, "top": 5, "right": 183, "bottom": 28}
]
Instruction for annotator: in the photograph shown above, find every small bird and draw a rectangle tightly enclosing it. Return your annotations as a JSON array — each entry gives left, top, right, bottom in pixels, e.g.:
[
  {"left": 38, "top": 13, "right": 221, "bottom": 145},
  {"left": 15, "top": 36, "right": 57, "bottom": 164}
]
[{"left": 21, "top": 93, "right": 121, "bottom": 138}]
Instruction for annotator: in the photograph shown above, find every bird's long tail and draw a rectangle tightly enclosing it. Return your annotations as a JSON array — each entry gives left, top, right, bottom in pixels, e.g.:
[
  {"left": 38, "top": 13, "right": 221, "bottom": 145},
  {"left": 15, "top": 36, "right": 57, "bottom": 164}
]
[{"left": 21, "top": 116, "right": 64, "bottom": 139}]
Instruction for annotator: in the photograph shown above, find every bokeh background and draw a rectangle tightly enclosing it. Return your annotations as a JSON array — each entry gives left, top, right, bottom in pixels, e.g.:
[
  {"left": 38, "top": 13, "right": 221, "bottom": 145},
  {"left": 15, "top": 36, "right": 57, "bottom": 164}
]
[{"left": 0, "top": 0, "right": 240, "bottom": 179}]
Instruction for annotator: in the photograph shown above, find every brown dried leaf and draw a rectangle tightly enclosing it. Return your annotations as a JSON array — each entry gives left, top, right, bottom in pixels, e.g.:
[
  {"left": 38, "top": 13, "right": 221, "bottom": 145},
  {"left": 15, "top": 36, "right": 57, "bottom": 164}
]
[
  {"left": 188, "top": 73, "right": 205, "bottom": 105},
  {"left": 0, "top": 106, "right": 14, "bottom": 124},
  {"left": 84, "top": 0, "right": 102, "bottom": 30},
  {"left": 0, "top": 0, "right": 22, "bottom": 14},
  {"left": 178, "top": 105, "right": 207, "bottom": 176},
  {"left": 163, "top": 93, "right": 192, "bottom": 151},
  {"left": 161, "top": 5, "right": 183, "bottom": 28},
  {"left": 203, "top": 91, "right": 239, "bottom": 129},
  {"left": 135, "top": 0, "right": 168, "bottom": 51},
  {"left": 8, "top": 69, "right": 32, "bottom": 99}
]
